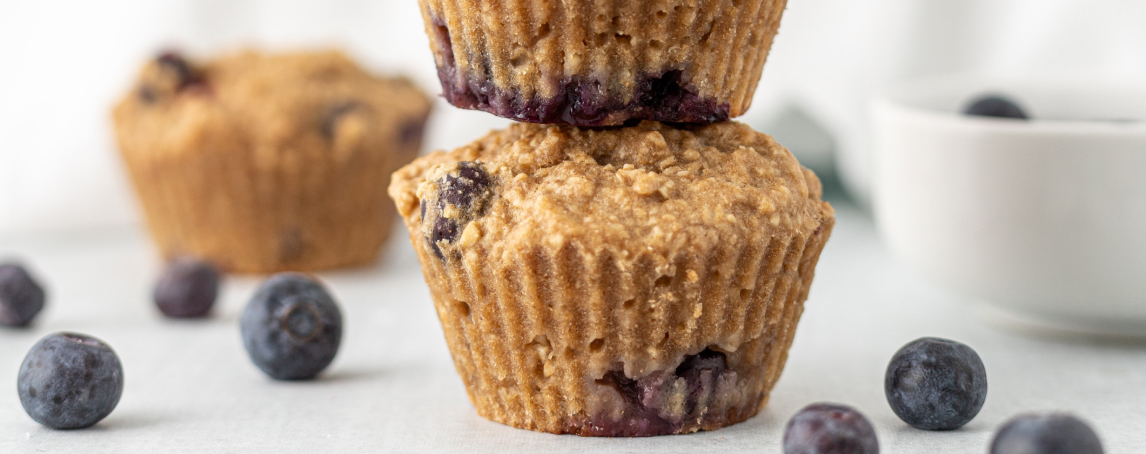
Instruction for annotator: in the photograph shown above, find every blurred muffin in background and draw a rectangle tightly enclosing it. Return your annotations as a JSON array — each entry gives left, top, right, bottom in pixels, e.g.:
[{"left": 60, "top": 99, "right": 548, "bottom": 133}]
[{"left": 113, "top": 50, "right": 432, "bottom": 273}]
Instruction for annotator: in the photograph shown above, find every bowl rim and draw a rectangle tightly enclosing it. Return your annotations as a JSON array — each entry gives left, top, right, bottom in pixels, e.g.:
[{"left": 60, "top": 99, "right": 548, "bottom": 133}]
[{"left": 871, "top": 72, "right": 1146, "bottom": 137}]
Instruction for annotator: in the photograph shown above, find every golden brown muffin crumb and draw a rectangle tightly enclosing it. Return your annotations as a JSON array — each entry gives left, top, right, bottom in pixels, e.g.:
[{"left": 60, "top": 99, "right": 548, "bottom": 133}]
[
  {"left": 390, "top": 121, "right": 833, "bottom": 436},
  {"left": 114, "top": 50, "right": 432, "bottom": 272},
  {"left": 418, "top": 0, "right": 788, "bottom": 126}
]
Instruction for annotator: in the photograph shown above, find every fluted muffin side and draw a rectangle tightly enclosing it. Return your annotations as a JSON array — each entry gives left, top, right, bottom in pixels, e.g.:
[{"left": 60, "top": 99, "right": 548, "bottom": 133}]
[
  {"left": 113, "top": 51, "right": 432, "bottom": 272},
  {"left": 418, "top": 0, "right": 788, "bottom": 126},
  {"left": 390, "top": 121, "right": 833, "bottom": 435}
]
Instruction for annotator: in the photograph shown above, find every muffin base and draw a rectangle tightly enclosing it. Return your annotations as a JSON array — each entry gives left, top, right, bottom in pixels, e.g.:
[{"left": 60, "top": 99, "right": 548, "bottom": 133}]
[
  {"left": 430, "top": 17, "right": 727, "bottom": 127},
  {"left": 411, "top": 214, "right": 833, "bottom": 436},
  {"left": 126, "top": 137, "right": 424, "bottom": 274},
  {"left": 420, "top": 0, "right": 787, "bottom": 126}
]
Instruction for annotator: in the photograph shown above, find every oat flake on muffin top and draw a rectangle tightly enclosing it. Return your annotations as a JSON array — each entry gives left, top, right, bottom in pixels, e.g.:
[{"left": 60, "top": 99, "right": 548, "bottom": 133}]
[
  {"left": 389, "top": 121, "right": 833, "bottom": 436},
  {"left": 392, "top": 120, "right": 828, "bottom": 262}
]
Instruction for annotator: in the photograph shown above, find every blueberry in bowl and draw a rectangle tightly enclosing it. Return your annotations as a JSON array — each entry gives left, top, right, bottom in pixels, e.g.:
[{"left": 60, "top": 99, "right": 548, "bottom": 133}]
[
  {"left": 884, "top": 337, "right": 987, "bottom": 430},
  {"left": 240, "top": 273, "right": 342, "bottom": 380},
  {"left": 783, "top": 403, "right": 880, "bottom": 454},
  {"left": 17, "top": 332, "right": 124, "bottom": 429},
  {"left": 154, "top": 257, "right": 220, "bottom": 318},
  {"left": 990, "top": 413, "right": 1103, "bottom": 454},
  {"left": 0, "top": 262, "right": 46, "bottom": 327},
  {"left": 963, "top": 95, "right": 1029, "bottom": 120}
]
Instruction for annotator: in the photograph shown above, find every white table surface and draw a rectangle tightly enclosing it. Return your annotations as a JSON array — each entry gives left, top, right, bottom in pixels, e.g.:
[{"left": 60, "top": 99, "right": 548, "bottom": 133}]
[{"left": 1, "top": 202, "right": 1143, "bottom": 453}]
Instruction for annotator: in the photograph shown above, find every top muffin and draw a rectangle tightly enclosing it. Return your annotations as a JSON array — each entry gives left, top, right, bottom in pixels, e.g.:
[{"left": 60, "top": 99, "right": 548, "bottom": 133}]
[{"left": 419, "top": 0, "right": 788, "bottom": 126}]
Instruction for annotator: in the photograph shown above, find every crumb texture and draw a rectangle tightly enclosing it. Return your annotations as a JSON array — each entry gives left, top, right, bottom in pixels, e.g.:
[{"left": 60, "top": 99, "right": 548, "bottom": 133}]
[
  {"left": 114, "top": 50, "right": 432, "bottom": 272},
  {"left": 418, "top": 0, "right": 787, "bottom": 125},
  {"left": 390, "top": 121, "right": 833, "bottom": 435}
]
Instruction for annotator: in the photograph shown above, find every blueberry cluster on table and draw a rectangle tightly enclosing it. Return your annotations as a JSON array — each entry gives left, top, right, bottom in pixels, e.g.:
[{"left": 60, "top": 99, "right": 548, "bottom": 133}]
[
  {"left": 1, "top": 255, "right": 1107, "bottom": 452},
  {"left": 781, "top": 337, "right": 1103, "bottom": 454},
  {"left": 2, "top": 258, "right": 344, "bottom": 431}
]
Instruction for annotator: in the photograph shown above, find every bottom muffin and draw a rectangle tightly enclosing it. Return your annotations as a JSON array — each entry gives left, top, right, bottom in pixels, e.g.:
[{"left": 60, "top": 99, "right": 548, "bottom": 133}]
[{"left": 389, "top": 121, "right": 834, "bottom": 436}]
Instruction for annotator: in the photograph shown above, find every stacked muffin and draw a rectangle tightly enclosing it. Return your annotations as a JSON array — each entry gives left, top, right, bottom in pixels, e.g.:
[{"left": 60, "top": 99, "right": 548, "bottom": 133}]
[{"left": 390, "top": 0, "right": 835, "bottom": 436}]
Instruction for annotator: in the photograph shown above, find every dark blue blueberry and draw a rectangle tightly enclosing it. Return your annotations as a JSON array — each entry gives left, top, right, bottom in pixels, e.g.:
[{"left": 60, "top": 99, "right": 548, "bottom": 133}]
[
  {"left": 240, "top": 273, "right": 342, "bottom": 380},
  {"left": 964, "top": 95, "right": 1029, "bottom": 120},
  {"left": 400, "top": 118, "right": 428, "bottom": 146},
  {"left": 429, "top": 218, "right": 460, "bottom": 259},
  {"left": 438, "top": 162, "right": 492, "bottom": 208},
  {"left": 153, "top": 257, "right": 220, "bottom": 318},
  {"left": 156, "top": 51, "right": 204, "bottom": 90},
  {"left": 587, "top": 348, "right": 732, "bottom": 436},
  {"left": 424, "top": 161, "right": 493, "bottom": 259},
  {"left": 884, "top": 337, "right": 987, "bottom": 430},
  {"left": 783, "top": 403, "right": 880, "bottom": 454},
  {"left": 432, "top": 16, "right": 729, "bottom": 127},
  {"left": 17, "top": 332, "right": 124, "bottom": 429},
  {"left": 674, "top": 348, "right": 727, "bottom": 415},
  {"left": 990, "top": 413, "right": 1103, "bottom": 454},
  {"left": 320, "top": 102, "right": 362, "bottom": 139},
  {"left": 0, "top": 263, "right": 46, "bottom": 327}
]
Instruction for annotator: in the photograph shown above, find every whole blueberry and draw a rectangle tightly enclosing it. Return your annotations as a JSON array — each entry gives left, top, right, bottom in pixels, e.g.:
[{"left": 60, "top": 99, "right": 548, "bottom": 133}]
[
  {"left": 153, "top": 257, "right": 220, "bottom": 318},
  {"left": 964, "top": 95, "right": 1029, "bottom": 120},
  {"left": 783, "top": 403, "right": 880, "bottom": 454},
  {"left": 240, "top": 273, "right": 342, "bottom": 380},
  {"left": 17, "top": 332, "right": 124, "bottom": 429},
  {"left": 990, "top": 413, "right": 1103, "bottom": 454},
  {"left": 0, "top": 263, "right": 46, "bottom": 327},
  {"left": 885, "top": 337, "right": 987, "bottom": 430}
]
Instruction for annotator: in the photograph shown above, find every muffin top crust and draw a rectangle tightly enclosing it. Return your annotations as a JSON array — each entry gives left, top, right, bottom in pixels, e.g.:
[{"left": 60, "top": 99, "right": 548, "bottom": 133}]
[
  {"left": 113, "top": 50, "right": 432, "bottom": 165},
  {"left": 390, "top": 121, "right": 832, "bottom": 262}
]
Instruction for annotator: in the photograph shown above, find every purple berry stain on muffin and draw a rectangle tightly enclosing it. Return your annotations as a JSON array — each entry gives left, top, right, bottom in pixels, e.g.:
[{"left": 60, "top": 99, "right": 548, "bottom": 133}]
[
  {"left": 430, "top": 18, "right": 729, "bottom": 127},
  {"left": 156, "top": 52, "right": 205, "bottom": 89},
  {"left": 400, "top": 119, "right": 428, "bottom": 147},
  {"left": 421, "top": 161, "right": 494, "bottom": 259},
  {"left": 583, "top": 348, "right": 737, "bottom": 437},
  {"left": 139, "top": 51, "right": 209, "bottom": 103},
  {"left": 320, "top": 102, "right": 362, "bottom": 139}
]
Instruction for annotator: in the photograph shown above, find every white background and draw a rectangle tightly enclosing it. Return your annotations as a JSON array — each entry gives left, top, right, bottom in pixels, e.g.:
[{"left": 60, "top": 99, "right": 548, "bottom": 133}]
[
  {"left": 1, "top": 0, "right": 1145, "bottom": 233},
  {"left": 1, "top": 2, "right": 1145, "bottom": 451}
]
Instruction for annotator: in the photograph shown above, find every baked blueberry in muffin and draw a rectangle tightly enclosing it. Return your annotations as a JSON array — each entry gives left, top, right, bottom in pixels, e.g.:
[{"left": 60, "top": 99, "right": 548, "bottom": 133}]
[
  {"left": 391, "top": 120, "right": 833, "bottom": 435},
  {"left": 418, "top": 0, "right": 788, "bottom": 126},
  {"left": 113, "top": 50, "right": 433, "bottom": 272}
]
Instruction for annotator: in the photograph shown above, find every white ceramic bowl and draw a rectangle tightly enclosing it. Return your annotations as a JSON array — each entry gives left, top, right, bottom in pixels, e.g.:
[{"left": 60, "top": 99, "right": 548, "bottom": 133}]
[{"left": 871, "top": 74, "right": 1146, "bottom": 335}]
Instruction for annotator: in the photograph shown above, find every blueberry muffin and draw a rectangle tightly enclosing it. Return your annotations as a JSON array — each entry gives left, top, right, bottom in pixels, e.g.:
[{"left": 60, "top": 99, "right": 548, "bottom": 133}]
[
  {"left": 419, "top": 0, "right": 788, "bottom": 127},
  {"left": 113, "top": 50, "right": 432, "bottom": 272},
  {"left": 389, "top": 121, "right": 833, "bottom": 436}
]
